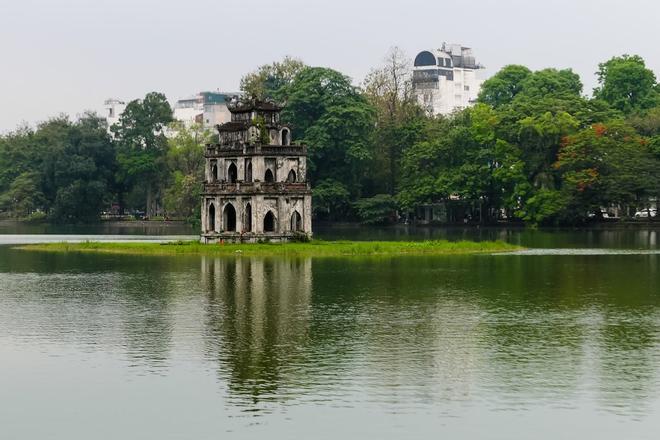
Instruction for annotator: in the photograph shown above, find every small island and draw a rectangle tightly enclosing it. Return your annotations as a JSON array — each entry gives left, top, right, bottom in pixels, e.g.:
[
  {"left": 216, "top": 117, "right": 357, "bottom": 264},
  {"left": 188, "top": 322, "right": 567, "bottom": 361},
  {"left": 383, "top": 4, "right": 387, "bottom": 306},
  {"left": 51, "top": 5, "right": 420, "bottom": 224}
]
[{"left": 17, "top": 240, "right": 520, "bottom": 257}]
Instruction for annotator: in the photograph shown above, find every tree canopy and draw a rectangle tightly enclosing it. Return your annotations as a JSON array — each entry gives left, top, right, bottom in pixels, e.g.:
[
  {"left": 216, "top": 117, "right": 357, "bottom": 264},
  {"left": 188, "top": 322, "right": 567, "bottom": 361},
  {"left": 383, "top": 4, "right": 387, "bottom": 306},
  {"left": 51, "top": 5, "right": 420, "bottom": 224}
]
[
  {"left": 1, "top": 53, "right": 658, "bottom": 226},
  {"left": 594, "top": 55, "right": 659, "bottom": 114}
]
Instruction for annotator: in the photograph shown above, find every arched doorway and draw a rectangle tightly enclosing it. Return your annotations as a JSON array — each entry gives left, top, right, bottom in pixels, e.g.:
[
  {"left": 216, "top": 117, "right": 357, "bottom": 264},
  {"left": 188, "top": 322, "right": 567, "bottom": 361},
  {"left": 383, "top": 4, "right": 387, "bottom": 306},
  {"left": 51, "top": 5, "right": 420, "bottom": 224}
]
[
  {"left": 290, "top": 211, "right": 302, "bottom": 231},
  {"left": 211, "top": 164, "right": 218, "bottom": 182},
  {"left": 227, "top": 163, "right": 237, "bottom": 183},
  {"left": 223, "top": 203, "right": 236, "bottom": 232},
  {"left": 245, "top": 161, "right": 252, "bottom": 182},
  {"left": 286, "top": 169, "right": 297, "bottom": 183},
  {"left": 208, "top": 203, "right": 215, "bottom": 232},
  {"left": 244, "top": 203, "right": 252, "bottom": 232},
  {"left": 281, "top": 128, "right": 290, "bottom": 146},
  {"left": 264, "top": 168, "right": 274, "bottom": 183},
  {"left": 263, "top": 211, "right": 276, "bottom": 232}
]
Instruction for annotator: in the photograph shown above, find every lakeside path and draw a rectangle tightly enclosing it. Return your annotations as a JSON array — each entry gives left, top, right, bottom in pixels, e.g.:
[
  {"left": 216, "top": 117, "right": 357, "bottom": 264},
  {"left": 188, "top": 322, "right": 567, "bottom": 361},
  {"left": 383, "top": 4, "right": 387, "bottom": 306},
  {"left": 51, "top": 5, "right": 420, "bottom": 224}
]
[{"left": 15, "top": 240, "right": 521, "bottom": 257}]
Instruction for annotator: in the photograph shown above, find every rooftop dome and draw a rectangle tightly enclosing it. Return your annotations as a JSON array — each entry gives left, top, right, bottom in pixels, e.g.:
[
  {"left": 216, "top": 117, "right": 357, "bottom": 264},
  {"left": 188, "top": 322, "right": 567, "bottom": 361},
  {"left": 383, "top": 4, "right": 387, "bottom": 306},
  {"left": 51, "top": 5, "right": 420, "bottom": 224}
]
[{"left": 414, "top": 51, "right": 436, "bottom": 67}]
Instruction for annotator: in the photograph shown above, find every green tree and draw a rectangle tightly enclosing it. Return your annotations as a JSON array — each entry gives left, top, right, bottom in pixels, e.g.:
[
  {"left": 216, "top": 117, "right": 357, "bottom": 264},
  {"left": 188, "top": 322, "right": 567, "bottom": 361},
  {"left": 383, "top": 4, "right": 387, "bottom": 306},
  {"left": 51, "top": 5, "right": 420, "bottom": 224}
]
[
  {"left": 354, "top": 194, "right": 398, "bottom": 224},
  {"left": 43, "top": 113, "right": 116, "bottom": 222},
  {"left": 111, "top": 92, "right": 173, "bottom": 216},
  {"left": 556, "top": 121, "right": 659, "bottom": 219},
  {"left": 398, "top": 105, "right": 505, "bottom": 223},
  {"left": 240, "top": 56, "right": 306, "bottom": 101},
  {"left": 0, "top": 114, "right": 116, "bottom": 222},
  {"left": 518, "top": 68, "right": 582, "bottom": 99},
  {"left": 0, "top": 171, "right": 45, "bottom": 218},
  {"left": 163, "top": 123, "right": 212, "bottom": 220},
  {"left": 594, "top": 55, "right": 659, "bottom": 114},
  {"left": 478, "top": 65, "right": 531, "bottom": 107},
  {"left": 363, "top": 47, "right": 427, "bottom": 195},
  {"left": 284, "top": 67, "right": 376, "bottom": 205},
  {"left": 312, "top": 178, "right": 351, "bottom": 221}
]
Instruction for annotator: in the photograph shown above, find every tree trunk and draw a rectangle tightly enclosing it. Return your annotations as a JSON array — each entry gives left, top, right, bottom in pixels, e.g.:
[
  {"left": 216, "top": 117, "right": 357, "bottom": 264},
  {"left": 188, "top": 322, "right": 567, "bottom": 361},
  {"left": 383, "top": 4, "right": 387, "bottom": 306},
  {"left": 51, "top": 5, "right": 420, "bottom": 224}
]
[{"left": 146, "top": 182, "right": 154, "bottom": 218}]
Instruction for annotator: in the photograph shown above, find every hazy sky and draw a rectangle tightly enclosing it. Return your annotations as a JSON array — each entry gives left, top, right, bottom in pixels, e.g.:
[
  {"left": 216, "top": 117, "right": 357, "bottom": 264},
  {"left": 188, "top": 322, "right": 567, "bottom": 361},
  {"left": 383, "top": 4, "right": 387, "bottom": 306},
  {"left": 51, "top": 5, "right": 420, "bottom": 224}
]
[{"left": 1, "top": 0, "right": 658, "bottom": 131}]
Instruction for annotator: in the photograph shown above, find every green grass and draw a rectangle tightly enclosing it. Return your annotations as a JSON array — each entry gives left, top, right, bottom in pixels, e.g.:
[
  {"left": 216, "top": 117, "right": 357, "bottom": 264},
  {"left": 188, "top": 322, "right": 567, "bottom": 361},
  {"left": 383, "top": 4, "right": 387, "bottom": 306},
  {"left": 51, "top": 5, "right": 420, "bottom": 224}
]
[{"left": 16, "top": 239, "right": 521, "bottom": 257}]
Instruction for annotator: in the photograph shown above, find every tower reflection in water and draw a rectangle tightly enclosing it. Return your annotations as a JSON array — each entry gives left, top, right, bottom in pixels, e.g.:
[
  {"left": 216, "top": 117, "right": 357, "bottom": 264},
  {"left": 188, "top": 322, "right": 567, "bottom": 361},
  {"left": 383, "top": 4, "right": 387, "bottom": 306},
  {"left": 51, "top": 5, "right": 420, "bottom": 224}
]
[{"left": 201, "top": 256, "right": 313, "bottom": 408}]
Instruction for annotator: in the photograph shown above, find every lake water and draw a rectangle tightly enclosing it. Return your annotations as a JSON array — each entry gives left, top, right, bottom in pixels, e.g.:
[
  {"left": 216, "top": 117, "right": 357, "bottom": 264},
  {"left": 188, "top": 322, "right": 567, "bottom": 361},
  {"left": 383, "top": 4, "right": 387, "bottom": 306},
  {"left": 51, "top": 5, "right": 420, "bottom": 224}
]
[{"left": 0, "top": 225, "right": 659, "bottom": 439}]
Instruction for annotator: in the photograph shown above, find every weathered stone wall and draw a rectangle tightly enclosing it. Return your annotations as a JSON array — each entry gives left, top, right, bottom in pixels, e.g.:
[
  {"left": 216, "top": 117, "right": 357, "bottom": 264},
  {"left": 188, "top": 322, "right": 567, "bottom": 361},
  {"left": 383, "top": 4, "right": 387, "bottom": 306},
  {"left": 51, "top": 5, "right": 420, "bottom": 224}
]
[{"left": 201, "top": 191, "right": 312, "bottom": 242}]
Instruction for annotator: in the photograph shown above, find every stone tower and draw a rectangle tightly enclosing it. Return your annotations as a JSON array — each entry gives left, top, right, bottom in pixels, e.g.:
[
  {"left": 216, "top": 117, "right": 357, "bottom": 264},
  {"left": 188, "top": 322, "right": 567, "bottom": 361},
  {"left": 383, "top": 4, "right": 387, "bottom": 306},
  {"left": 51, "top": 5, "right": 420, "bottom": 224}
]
[{"left": 200, "top": 99, "right": 312, "bottom": 243}]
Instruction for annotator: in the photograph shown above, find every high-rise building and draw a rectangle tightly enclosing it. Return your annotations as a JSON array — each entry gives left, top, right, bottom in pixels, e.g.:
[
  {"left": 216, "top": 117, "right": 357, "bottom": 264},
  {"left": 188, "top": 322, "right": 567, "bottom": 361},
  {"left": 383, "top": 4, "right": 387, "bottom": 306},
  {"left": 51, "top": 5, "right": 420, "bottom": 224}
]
[{"left": 412, "top": 43, "right": 484, "bottom": 115}]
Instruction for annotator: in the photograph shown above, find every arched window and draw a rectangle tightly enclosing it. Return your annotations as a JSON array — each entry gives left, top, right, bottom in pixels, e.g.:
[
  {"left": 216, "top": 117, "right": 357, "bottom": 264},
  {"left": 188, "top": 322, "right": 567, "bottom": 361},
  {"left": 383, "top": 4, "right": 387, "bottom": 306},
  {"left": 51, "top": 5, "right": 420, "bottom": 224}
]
[
  {"left": 286, "top": 169, "right": 297, "bottom": 183},
  {"left": 223, "top": 203, "right": 236, "bottom": 232},
  {"left": 244, "top": 203, "right": 252, "bottom": 232},
  {"left": 211, "top": 164, "right": 218, "bottom": 182},
  {"left": 263, "top": 211, "right": 276, "bottom": 232},
  {"left": 290, "top": 211, "right": 302, "bottom": 232},
  {"left": 281, "top": 128, "right": 290, "bottom": 146},
  {"left": 227, "top": 163, "right": 237, "bottom": 183},
  {"left": 208, "top": 203, "right": 215, "bottom": 232},
  {"left": 245, "top": 161, "right": 252, "bottom": 182},
  {"left": 414, "top": 51, "right": 436, "bottom": 67},
  {"left": 264, "top": 168, "right": 274, "bottom": 183}
]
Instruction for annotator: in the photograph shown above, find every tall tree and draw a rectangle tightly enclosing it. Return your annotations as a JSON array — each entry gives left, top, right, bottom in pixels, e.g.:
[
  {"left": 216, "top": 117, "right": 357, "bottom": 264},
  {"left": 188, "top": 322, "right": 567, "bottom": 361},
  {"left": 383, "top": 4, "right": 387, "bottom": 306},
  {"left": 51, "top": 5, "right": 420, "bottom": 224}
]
[
  {"left": 556, "top": 120, "right": 659, "bottom": 219},
  {"left": 163, "top": 123, "right": 212, "bottom": 220},
  {"left": 111, "top": 92, "right": 173, "bottom": 216},
  {"left": 240, "top": 56, "right": 306, "bottom": 101},
  {"left": 478, "top": 65, "right": 531, "bottom": 108},
  {"left": 594, "top": 55, "right": 659, "bottom": 114},
  {"left": 284, "top": 67, "right": 376, "bottom": 205},
  {"left": 363, "top": 47, "right": 426, "bottom": 195},
  {"left": 45, "top": 113, "right": 116, "bottom": 223},
  {"left": 518, "top": 68, "right": 582, "bottom": 99},
  {"left": 398, "top": 105, "right": 505, "bottom": 224}
]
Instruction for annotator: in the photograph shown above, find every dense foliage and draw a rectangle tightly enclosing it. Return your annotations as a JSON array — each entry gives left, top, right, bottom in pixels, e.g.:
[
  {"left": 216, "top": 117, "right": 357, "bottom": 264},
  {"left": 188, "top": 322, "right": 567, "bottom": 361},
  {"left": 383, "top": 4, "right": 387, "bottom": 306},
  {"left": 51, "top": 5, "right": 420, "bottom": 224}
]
[{"left": 1, "top": 53, "right": 658, "bottom": 225}]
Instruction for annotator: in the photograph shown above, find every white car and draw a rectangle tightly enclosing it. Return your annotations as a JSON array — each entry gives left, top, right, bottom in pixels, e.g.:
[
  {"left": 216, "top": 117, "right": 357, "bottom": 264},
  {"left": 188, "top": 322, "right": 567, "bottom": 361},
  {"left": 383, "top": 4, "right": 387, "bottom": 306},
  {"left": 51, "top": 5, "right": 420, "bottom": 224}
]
[
  {"left": 634, "top": 209, "right": 657, "bottom": 218},
  {"left": 588, "top": 210, "right": 610, "bottom": 218}
]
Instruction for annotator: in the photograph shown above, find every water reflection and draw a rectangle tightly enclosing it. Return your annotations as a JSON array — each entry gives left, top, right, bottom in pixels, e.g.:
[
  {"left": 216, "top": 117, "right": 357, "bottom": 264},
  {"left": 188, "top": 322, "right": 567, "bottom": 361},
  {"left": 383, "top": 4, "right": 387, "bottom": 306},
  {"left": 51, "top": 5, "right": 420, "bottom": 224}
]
[
  {"left": 314, "top": 224, "right": 660, "bottom": 250},
  {"left": 1, "top": 245, "right": 660, "bottom": 437},
  {"left": 201, "top": 257, "right": 313, "bottom": 407},
  {"left": 193, "top": 254, "right": 660, "bottom": 417}
]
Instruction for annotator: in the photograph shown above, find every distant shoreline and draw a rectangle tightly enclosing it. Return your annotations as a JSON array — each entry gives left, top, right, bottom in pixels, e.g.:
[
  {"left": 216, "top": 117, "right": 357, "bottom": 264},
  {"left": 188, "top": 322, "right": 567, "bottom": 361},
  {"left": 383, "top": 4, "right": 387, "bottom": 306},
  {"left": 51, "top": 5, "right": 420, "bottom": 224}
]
[{"left": 1, "top": 219, "right": 658, "bottom": 230}]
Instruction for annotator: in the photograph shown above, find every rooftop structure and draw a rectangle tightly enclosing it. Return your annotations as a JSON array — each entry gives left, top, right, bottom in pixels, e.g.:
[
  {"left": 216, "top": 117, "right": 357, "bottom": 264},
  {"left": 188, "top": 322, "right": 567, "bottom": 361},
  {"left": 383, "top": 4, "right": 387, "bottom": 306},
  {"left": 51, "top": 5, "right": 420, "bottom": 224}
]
[
  {"left": 200, "top": 99, "right": 312, "bottom": 243},
  {"left": 412, "top": 43, "right": 485, "bottom": 115}
]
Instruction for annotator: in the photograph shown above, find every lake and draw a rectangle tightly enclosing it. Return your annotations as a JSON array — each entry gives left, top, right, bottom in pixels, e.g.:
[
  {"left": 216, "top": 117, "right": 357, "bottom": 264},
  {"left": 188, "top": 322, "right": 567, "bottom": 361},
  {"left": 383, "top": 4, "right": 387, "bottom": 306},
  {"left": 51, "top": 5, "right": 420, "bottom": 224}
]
[{"left": 0, "top": 225, "right": 659, "bottom": 439}]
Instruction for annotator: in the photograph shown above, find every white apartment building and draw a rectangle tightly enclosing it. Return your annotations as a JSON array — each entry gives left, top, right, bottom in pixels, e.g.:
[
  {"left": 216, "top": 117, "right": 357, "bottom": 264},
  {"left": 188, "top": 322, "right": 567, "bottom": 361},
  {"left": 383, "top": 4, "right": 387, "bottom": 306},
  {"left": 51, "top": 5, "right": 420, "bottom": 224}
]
[
  {"left": 173, "top": 91, "right": 239, "bottom": 128},
  {"left": 412, "top": 43, "right": 484, "bottom": 115},
  {"left": 102, "top": 92, "right": 241, "bottom": 136},
  {"left": 103, "top": 98, "right": 126, "bottom": 129}
]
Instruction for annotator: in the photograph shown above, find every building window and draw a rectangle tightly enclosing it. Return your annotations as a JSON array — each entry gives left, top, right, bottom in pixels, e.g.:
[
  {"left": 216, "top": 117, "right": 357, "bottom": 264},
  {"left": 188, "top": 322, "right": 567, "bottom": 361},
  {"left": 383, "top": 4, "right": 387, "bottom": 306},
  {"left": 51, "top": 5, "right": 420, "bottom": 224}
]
[
  {"left": 281, "top": 128, "right": 290, "bottom": 146},
  {"left": 223, "top": 203, "right": 236, "bottom": 232},
  {"left": 287, "top": 169, "right": 297, "bottom": 183},
  {"left": 464, "top": 85, "right": 470, "bottom": 91},
  {"left": 244, "top": 160, "right": 252, "bottom": 182},
  {"left": 211, "top": 162, "right": 218, "bottom": 182},
  {"left": 244, "top": 203, "right": 252, "bottom": 232},
  {"left": 227, "top": 163, "right": 237, "bottom": 183},
  {"left": 290, "top": 211, "right": 302, "bottom": 232},
  {"left": 264, "top": 211, "right": 276, "bottom": 232},
  {"left": 207, "top": 203, "right": 215, "bottom": 232}
]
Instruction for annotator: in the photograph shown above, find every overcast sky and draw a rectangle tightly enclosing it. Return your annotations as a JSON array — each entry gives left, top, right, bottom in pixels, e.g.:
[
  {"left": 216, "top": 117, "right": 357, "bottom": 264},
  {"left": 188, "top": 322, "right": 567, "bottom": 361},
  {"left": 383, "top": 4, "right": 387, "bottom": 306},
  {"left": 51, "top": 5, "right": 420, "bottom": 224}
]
[{"left": 1, "top": 0, "right": 658, "bottom": 131}]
